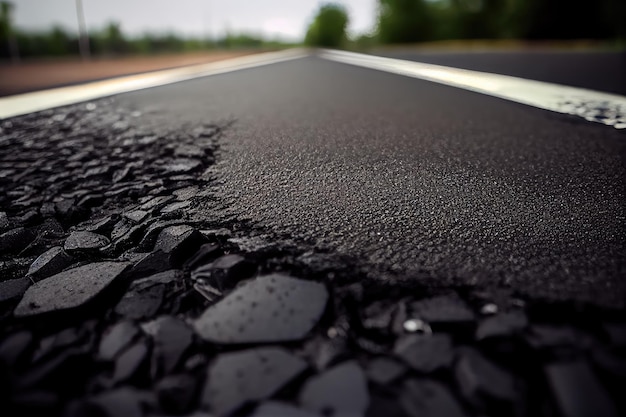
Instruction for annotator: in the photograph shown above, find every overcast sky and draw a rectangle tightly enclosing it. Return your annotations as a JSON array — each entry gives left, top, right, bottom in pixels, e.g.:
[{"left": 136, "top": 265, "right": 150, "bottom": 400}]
[{"left": 11, "top": 0, "right": 379, "bottom": 41}]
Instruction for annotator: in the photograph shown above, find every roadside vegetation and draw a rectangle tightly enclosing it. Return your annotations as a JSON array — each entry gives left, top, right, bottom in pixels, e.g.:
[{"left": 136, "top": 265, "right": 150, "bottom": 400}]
[
  {"left": 0, "top": 2, "right": 295, "bottom": 61},
  {"left": 305, "top": 0, "right": 626, "bottom": 49},
  {"left": 1, "top": 0, "right": 624, "bottom": 60}
]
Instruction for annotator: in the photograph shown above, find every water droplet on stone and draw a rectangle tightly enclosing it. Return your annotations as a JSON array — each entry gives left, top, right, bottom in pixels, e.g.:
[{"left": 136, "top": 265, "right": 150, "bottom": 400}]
[{"left": 403, "top": 319, "right": 431, "bottom": 334}]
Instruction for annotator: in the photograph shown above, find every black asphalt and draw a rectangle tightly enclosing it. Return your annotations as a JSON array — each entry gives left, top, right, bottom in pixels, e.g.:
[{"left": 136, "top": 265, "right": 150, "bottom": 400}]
[
  {"left": 373, "top": 49, "right": 626, "bottom": 95},
  {"left": 116, "top": 55, "right": 626, "bottom": 307}
]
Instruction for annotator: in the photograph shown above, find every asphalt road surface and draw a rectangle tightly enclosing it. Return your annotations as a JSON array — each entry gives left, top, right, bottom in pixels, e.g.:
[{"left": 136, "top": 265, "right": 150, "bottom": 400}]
[
  {"left": 2, "top": 50, "right": 626, "bottom": 417},
  {"left": 114, "top": 54, "right": 626, "bottom": 308},
  {"left": 373, "top": 49, "right": 626, "bottom": 95}
]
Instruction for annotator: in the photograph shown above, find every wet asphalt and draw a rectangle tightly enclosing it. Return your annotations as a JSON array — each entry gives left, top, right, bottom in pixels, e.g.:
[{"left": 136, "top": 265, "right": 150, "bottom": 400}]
[{"left": 116, "top": 55, "right": 626, "bottom": 308}]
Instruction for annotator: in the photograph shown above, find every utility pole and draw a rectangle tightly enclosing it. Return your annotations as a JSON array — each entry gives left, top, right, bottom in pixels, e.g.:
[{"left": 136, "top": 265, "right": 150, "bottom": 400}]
[{"left": 75, "top": 0, "right": 90, "bottom": 60}]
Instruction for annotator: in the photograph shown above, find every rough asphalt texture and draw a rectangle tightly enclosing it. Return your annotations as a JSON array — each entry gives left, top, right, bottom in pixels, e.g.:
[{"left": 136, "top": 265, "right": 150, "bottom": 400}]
[
  {"left": 373, "top": 50, "right": 626, "bottom": 95},
  {"left": 119, "top": 56, "right": 626, "bottom": 308},
  {"left": 0, "top": 54, "right": 625, "bottom": 417}
]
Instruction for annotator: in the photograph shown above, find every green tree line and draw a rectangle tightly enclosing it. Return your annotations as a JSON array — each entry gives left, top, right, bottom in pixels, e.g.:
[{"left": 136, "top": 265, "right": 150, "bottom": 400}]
[
  {"left": 2, "top": 0, "right": 624, "bottom": 58},
  {"left": 0, "top": 2, "right": 294, "bottom": 60},
  {"left": 1, "top": 23, "right": 292, "bottom": 59},
  {"left": 305, "top": 0, "right": 626, "bottom": 48}
]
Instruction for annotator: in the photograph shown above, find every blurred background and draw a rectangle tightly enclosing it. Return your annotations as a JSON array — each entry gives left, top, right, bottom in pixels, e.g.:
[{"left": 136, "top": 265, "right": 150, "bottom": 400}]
[{"left": 1, "top": 0, "right": 625, "bottom": 95}]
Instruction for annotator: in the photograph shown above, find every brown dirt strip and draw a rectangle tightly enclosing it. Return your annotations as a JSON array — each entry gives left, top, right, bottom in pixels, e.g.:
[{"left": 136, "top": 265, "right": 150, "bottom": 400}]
[{"left": 0, "top": 50, "right": 264, "bottom": 97}]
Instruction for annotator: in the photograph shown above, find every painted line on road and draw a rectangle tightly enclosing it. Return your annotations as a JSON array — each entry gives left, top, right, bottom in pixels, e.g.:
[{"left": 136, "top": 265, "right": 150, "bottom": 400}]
[
  {"left": 0, "top": 49, "right": 308, "bottom": 119},
  {"left": 320, "top": 49, "right": 626, "bottom": 129}
]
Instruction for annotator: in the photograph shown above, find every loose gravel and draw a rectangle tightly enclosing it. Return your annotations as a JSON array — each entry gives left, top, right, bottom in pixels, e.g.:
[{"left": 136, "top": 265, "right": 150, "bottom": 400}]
[{"left": 0, "top": 99, "right": 624, "bottom": 417}]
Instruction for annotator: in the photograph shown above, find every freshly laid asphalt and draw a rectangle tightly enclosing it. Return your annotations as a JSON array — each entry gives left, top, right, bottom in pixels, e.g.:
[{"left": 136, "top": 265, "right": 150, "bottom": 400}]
[{"left": 116, "top": 54, "right": 626, "bottom": 307}]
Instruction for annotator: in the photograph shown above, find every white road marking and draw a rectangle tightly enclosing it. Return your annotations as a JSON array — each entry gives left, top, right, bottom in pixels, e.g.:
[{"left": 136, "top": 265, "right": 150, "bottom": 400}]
[
  {"left": 320, "top": 49, "right": 626, "bottom": 129},
  {"left": 0, "top": 49, "right": 307, "bottom": 119}
]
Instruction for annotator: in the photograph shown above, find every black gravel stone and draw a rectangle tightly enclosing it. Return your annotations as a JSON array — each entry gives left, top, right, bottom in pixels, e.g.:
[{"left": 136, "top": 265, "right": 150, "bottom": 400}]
[
  {"left": 27, "top": 246, "right": 73, "bottom": 281},
  {"left": 191, "top": 254, "right": 256, "bottom": 291},
  {"left": 161, "top": 200, "right": 192, "bottom": 215},
  {"left": 123, "top": 210, "right": 150, "bottom": 224},
  {"left": 110, "top": 224, "right": 146, "bottom": 252},
  {"left": 17, "top": 347, "right": 91, "bottom": 392},
  {"left": 365, "top": 357, "right": 407, "bottom": 385},
  {"left": 76, "top": 193, "right": 105, "bottom": 209},
  {"left": 299, "top": 361, "right": 369, "bottom": 417},
  {"left": 476, "top": 311, "right": 528, "bottom": 341},
  {"left": 455, "top": 348, "right": 518, "bottom": 414},
  {"left": 155, "top": 374, "right": 198, "bottom": 415},
  {"left": 193, "top": 274, "right": 328, "bottom": 344},
  {"left": 154, "top": 225, "right": 206, "bottom": 267},
  {"left": 54, "top": 199, "right": 88, "bottom": 226},
  {"left": 130, "top": 250, "right": 171, "bottom": 277},
  {"left": 98, "top": 321, "right": 141, "bottom": 361},
  {"left": 114, "top": 281, "right": 165, "bottom": 320},
  {"left": 37, "top": 218, "right": 65, "bottom": 238},
  {"left": 14, "top": 262, "right": 130, "bottom": 317},
  {"left": 32, "top": 327, "right": 84, "bottom": 363},
  {"left": 67, "top": 387, "right": 144, "bottom": 417},
  {"left": 86, "top": 214, "right": 119, "bottom": 235},
  {"left": 400, "top": 378, "right": 468, "bottom": 417},
  {"left": 140, "top": 195, "right": 175, "bottom": 211},
  {"left": 18, "top": 209, "right": 40, "bottom": 226},
  {"left": 0, "top": 227, "right": 35, "bottom": 254},
  {"left": 301, "top": 335, "right": 350, "bottom": 372},
  {"left": 525, "top": 325, "right": 596, "bottom": 353},
  {"left": 0, "top": 330, "right": 33, "bottom": 367},
  {"left": 111, "top": 219, "right": 135, "bottom": 242},
  {"left": 138, "top": 220, "right": 186, "bottom": 250},
  {"left": 394, "top": 334, "right": 454, "bottom": 373},
  {"left": 64, "top": 231, "right": 110, "bottom": 253},
  {"left": 134, "top": 269, "right": 181, "bottom": 285},
  {"left": 145, "top": 316, "right": 193, "bottom": 378},
  {"left": 0, "top": 277, "right": 31, "bottom": 304},
  {"left": 410, "top": 295, "right": 475, "bottom": 332},
  {"left": 112, "top": 341, "right": 149, "bottom": 384},
  {"left": 252, "top": 402, "right": 318, "bottom": 417},
  {"left": 201, "top": 347, "right": 307, "bottom": 416},
  {"left": 183, "top": 243, "right": 222, "bottom": 271},
  {"left": 360, "top": 302, "right": 396, "bottom": 338},
  {"left": 0, "top": 211, "right": 9, "bottom": 232},
  {"left": 545, "top": 360, "right": 618, "bottom": 417}
]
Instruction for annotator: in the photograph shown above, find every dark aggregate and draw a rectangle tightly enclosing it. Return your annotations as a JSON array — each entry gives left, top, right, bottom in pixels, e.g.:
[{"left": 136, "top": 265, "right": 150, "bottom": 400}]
[
  {"left": 148, "top": 316, "right": 194, "bottom": 378},
  {"left": 545, "top": 360, "right": 619, "bottom": 417},
  {"left": 155, "top": 373, "right": 198, "bottom": 415},
  {"left": 299, "top": 360, "right": 369, "bottom": 417},
  {"left": 0, "top": 99, "right": 623, "bottom": 417},
  {"left": 394, "top": 334, "right": 454, "bottom": 373},
  {"left": 63, "top": 231, "right": 110, "bottom": 253},
  {"left": 112, "top": 341, "right": 149, "bottom": 384},
  {"left": 365, "top": 357, "right": 407, "bottom": 385},
  {"left": 14, "top": 262, "right": 129, "bottom": 317},
  {"left": 202, "top": 347, "right": 307, "bottom": 416},
  {"left": 251, "top": 401, "right": 318, "bottom": 417},
  {"left": 193, "top": 273, "right": 328, "bottom": 344},
  {"left": 0, "top": 277, "right": 31, "bottom": 304},
  {"left": 455, "top": 348, "right": 520, "bottom": 415},
  {"left": 401, "top": 378, "right": 468, "bottom": 417},
  {"left": 98, "top": 321, "right": 141, "bottom": 361},
  {"left": 27, "top": 246, "right": 73, "bottom": 281},
  {"left": 191, "top": 253, "right": 255, "bottom": 291}
]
